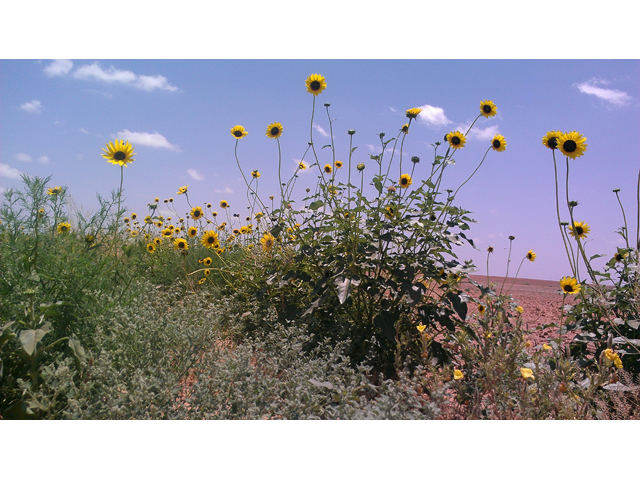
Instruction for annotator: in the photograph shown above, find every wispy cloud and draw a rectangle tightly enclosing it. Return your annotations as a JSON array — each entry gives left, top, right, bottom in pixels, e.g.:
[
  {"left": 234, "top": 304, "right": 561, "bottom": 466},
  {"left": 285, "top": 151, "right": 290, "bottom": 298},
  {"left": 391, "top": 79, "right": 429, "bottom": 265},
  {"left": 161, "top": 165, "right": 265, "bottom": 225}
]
[
  {"left": 214, "top": 186, "right": 234, "bottom": 194},
  {"left": 80, "top": 128, "right": 90, "bottom": 134},
  {"left": 575, "top": 78, "right": 632, "bottom": 106},
  {"left": 416, "top": 105, "right": 451, "bottom": 127},
  {"left": 0, "top": 163, "right": 23, "bottom": 179},
  {"left": 20, "top": 100, "right": 42, "bottom": 114},
  {"left": 38, "top": 155, "right": 50, "bottom": 164},
  {"left": 15, "top": 153, "right": 32, "bottom": 163},
  {"left": 313, "top": 123, "right": 329, "bottom": 138},
  {"left": 115, "top": 129, "right": 180, "bottom": 151},
  {"left": 187, "top": 168, "right": 205, "bottom": 181},
  {"left": 73, "top": 62, "right": 178, "bottom": 92},
  {"left": 44, "top": 59, "right": 73, "bottom": 77},
  {"left": 455, "top": 124, "right": 499, "bottom": 141}
]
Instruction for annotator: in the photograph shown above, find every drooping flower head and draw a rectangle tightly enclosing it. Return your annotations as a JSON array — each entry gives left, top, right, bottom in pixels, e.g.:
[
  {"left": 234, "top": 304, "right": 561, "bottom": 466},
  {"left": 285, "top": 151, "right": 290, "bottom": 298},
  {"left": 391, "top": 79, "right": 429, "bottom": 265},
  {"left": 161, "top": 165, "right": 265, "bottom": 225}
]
[
  {"left": 491, "top": 134, "right": 507, "bottom": 152},
  {"left": 102, "top": 139, "right": 136, "bottom": 167},
  {"left": 406, "top": 107, "right": 423, "bottom": 119},
  {"left": 479, "top": 100, "right": 497, "bottom": 118},
  {"left": 557, "top": 131, "right": 587, "bottom": 159},
  {"left": 399, "top": 173, "right": 412, "bottom": 189},
  {"left": 230, "top": 125, "right": 248, "bottom": 139},
  {"left": 177, "top": 185, "right": 189, "bottom": 195},
  {"left": 306, "top": 74, "right": 326, "bottom": 96},
  {"left": 454, "top": 369, "right": 464, "bottom": 381},
  {"left": 401, "top": 124, "right": 409, "bottom": 134},
  {"left": 266, "top": 122, "right": 283, "bottom": 139},
  {"left": 568, "top": 221, "right": 590, "bottom": 239},
  {"left": 447, "top": 131, "right": 467, "bottom": 150},
  {"left": 526, "top": 250, "right": 536, "bottom": 262},
  {"left": 560, "top": 276, "right": 581, "bottom": 295}
]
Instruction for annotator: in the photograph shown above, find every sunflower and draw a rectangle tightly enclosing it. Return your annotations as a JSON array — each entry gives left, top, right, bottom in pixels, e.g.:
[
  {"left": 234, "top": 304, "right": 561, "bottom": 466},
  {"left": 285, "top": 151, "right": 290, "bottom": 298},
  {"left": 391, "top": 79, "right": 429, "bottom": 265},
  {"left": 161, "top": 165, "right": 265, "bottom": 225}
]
[
  {"left": 203, "top": 256, "right": 213, "bottom": 266},
  {"left": 153, "top": 238, "right": 162, "bottom": 246},
  {"left": 216, "top": 247, "right": 225, "bottom": 255},
  {"left": 146, "top": 243, "right": 156, "bottom": 253},
  {"left": 47, "top": 186, "right": 63, "bottom": 196},
  {"left": 161, "top": 228, "right": 173, "bottom": 238},
  {"left": 102, "top": 139, "right": 136, "bottom": 167},
  {"left": 188, "top": 226, "right": 198, "bottom": 238},
  {"left": 520, "top": 368, "right": 535, "bottom": 380},
  {"left": 130, "top": 230, "right": 139, "bottom": 237},
  {"left": 479, "top": 100, "right": 497, "bottom": 118},
  {"left": 568, "top": 221, "right": 590, "bottom": 239},
  {"left": 266, "top": 122, "right": 283, "bottom": 139},
  {"left": 557, "top": 131, "right": 587, "bottom": 159},
  {"left": 324, "top": 164, "right": 332, "bottom": 174},
  {"left": 230, "top": 125, "right": 248, "bottom": 139},
  {"left": 190, "top": 206, "right": 204, "bottom": 220},
  {"left": 447, "top": 131, "right": 467, "bottom": 149},
  {"left": 201, "top": 230, "right": 219, "bottom": 249},
  {"left": 542, "top": 131, "right": 562, "bottom": 150},
  {"left": 173, "top": 238, "right": 188, "bottom": 251},
  {"left": 491, "top": 134, "right": 507, "bottom": 152},
  {"left": 232, "top": 228, "right": 240, "bottom": 235},
  {"left": 614, "top": 251, "right": 628, "bottom": 262},
  {"left": 240, "top": 226, "right": 249, "bottom": 235},
  {"left": 454, "top": 370, "right": 464, "bottom": 381},
  {"left": 406, "top": 107, "right": 423, "bottom": 119},
  {"left": 334, "top": 161, "right": 343, "bottom": 169},
  {"left": 198, "top": 278, "right": 207, "bottom": 285},
  {"left": 177, "top": 185, "right": 189, "bottom": 195},
  {"left": 261, "top": 232, "right": 275, "bottom": 251},
  {"left": 220, "top": 200, "right": 229, "bottom": 209},
  {"left": 305, "top": 74, "right": 326, "bottom": 96},
  {"left": 357, "top": 163, "right": 365, "bottom": 171},
  {"left": 298, "top": 161, "right": 307, "bottom": 171},
  {"left": 399, "top": 174, "right": 412, "bottom": 189},
  {"left": 401, "top": 124, "right": 409, "bottom": 134},
  {"left": 57, "top": 222, "right": 71, "bottom": 234},
  {"left": 487, "top": 246, "right": 494, "bottom": 253},
  {"left": 385, "top": 205, "right": 396, "bottom": 219},
  {"left": 204, "top": 269, "right": 211, "bottom": 277},
  {"left": 251, "top": 170, "right": 261, "bottom": 179},
  {"left": 526, "top": 250, "right": 536, "bottom": 262},
  {"left": 560, "top": 276, "right": 581, "bottom": 295},
  {"left": 478, "top": 304, "right": 486, "bottom": 315},
  {"left": 516, "top": 306, "right": 524, "bottom": 314},
  {"left": 604, "top": 349, "right": 623, "bottom": 369}
]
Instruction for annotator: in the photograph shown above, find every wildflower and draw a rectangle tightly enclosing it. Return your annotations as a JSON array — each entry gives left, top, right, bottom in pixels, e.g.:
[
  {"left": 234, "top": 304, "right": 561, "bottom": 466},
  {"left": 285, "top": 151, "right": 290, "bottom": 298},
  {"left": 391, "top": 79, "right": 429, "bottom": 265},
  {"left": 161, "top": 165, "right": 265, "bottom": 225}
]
[
  {"left": 401, "top": 124, "right": 409, "bottom": 134},
  {"left": 526, "top": 250, "right": 536, "bottom": 262},
  {"left": 516, "top": 306, "right": 524, "bottom": 314},
  {"left": 348, "top": 129, "right": 356, "bottom": 135},
  {"left": 334, "top": 160, "right": 343, "bottom": 169},
  {"left": 177, "top": 185, "right": 189, "bottom": 195},
  {"left": 251, "top": 170, "right": 261, "bottom": 178},
  {"left": 220, "top": 200, "right": 229, "bottom": 209},
  {"left": 406, "top": 107, "right": 423, "bottom": 119},
  {"left": 543, "top": 343, "right": 552, "bottom": 351},
  {"left": 385, "top": 205, "right": 396, "bottom": 219},
  {"left": 614, "top": 252, "right": 628, "bottom": 262},
  {"left": 454, "top": 369, "right": 464, "bottom": 381},
  {"left": 233, "top": 228, "right": 240, "bottom": 235},
  {"left": 198, "top": 278, "right": 207, "bottom": 285},
  {"left": 173, "top": 238, "right": 188, "bottom": 251},
  {"left": 202, "top": 257, "right": 212, "bottom": 266},
  {"left": 357, "top": 163, "right": 365, "bottom": 171},
  {"left": 479, "top": 100, "right": 497, "bottom": 118},
  {"left": 387, "top": 186, "right": 397, "bottom": 194},
  {"left": 604, "top": 349, "right": 623, "bottom": 369},
  {"left": 154, "top": 197, "right": 160, "bottom": 202},
  {"left": 154, "top": 238, "right": 162, "bottom": 246},
  {"left": 520, "top": 367, "right": 535, "bottom": 380},
  {"left": 169, "top": 198, "right": 174, "bottom": 203},
  {"left": 102, "top": 139, "right": 136, "bottom": 167},
  {"left": 477, "top": 304, "right": 486, "bottom": 315},
  {"left": 491, "top": 134, "right": 507, "bottom": 152},
  {"left": 298, "top": 161, "right": 307, "bottom": 171},
  {"left": 447, "top": 131, "right": 466, "bottom": 150},
  {"left": 560, "top": 276, "right": 581, "bottom": 295},
  {"left": 47, "top": 186, "right": 63, "bottom": 195},
  {"left": 305, "top": 74, "right": 326, "bottom": 96},
  {"left": 568, "top": 221, "right": 590, "bottom": 239},
  {"left": 240, "top": 226, "right": 249, "bottom": 235},
  {"left": 399, "top": 174, "right": 412, "bottom": 189},
  {"left": 557, "top": 131, "right": 587, "bottom": 159},
  {"left": 230, "top": 125, "right": 248, "bottom": 139},
  {"left": 613, "top": 188, "right": 620, "bottom": 193},
  {"left": 190, "top": 206, "right": 204, "bottom": 220},
  {"left": 201, "top": 230, "right": 219, "bottom": 249},
  {"left": 411, "top": 156, "right": 420, "bottom": 164},
  {"left": 57, "top": 222, "right": 71, "bottom": 234},
  {"left": 130, "top": 230, "right": 139, "bottom": 237},
  {"left": 266, "top": 122, "right": 283, "bottom": 139},
  {"left": 261, "top": 232, "right": 275, "bottom": 251},
  {"left": 131, "top": 213, "right": 137, "bottom": 220},
  {"left": 417, "top": 325, "right": 426, "bottom": 333},
  {"left": 204, "top": 269, "right": 211, "bottom": 277},
  {"left": 324, "top": 164, "right": 332, "bottom": 174},
  {"left": 508, "top": 235, "right": 515, "bottom": 240},
  {"left": 542, "top": 131, "right": 562, "bottom": 150},
  {"left": 487, "top": 246, "right": 494, "bottom": 253},
  {"left": 216, "top": 247, "right": 225, "bottom": 255},
  {"left": 146, "top": 243, "right": 156, "bottom": 253},
  {"left": 188, "top": 226, "right": 198, "bottom": 238}
]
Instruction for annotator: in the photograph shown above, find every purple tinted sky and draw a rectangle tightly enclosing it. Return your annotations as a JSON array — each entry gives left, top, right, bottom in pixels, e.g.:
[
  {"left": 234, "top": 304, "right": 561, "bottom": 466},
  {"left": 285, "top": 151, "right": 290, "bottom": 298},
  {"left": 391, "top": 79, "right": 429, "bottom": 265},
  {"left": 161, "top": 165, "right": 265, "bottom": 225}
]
[{"left": 1, "top": 59, "right": 639, "bottom": 281}]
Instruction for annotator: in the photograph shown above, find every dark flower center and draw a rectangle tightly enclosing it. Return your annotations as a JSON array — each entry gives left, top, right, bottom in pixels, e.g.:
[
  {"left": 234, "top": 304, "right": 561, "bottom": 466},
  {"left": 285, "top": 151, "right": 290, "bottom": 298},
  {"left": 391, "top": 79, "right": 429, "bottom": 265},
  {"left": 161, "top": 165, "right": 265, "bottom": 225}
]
[
  {"left": 310, "top": 80, "right": 321, "bottom": 90},
  {"left": 493, "top": 139, "right": 501, "bottom": 148},
  {"left": 563, "top": 140, "right": 577, "bottom": 152},
  {"left": 563, "top": 284, "right": 574, "bottom": 292},
  {"left": 114, "top": 151, "right": 126, "bottom": 161},
  {"left": 482, "top": 105, "right": 492, "bottom": 113},
  {"left": 401, "top": 177, "right": 408, "bottom": 185},
  {"left": 451, "top": 136, "right": 461, "bottom": 145},
  {"left": 575, "top": 226, "right": 583, "bottom": 235},
  {"left": 270, "top": 127, "right": 280, "bottom": 136},
  {"left": 615, "top": 253, "right": 623, "bottom": 261},
  {"left": 234, "top": 130, "right": 243, "bottom": 137},
  {"left": 208, "top": 237, "right": 215, "bottom": 244},
  {"left": 548, "top": 138, "right": 558, "bottom": 149}
]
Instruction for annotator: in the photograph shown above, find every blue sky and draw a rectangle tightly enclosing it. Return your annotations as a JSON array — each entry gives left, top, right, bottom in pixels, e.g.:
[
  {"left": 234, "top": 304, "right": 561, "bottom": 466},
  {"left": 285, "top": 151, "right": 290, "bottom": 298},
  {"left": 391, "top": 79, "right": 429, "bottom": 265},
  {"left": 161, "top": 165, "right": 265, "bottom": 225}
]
[{"left": 1, "top": 59, "right": 639, "bottom": 281}]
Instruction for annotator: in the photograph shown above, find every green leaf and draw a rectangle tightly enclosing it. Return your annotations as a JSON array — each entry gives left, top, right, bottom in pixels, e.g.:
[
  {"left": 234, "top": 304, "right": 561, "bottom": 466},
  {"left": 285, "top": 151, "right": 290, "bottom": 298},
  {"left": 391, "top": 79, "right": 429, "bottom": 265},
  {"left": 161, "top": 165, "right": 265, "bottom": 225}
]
[
  {"left": 19, "top": 322, "right": 51, "bottom": 356},
  {"left": 374, "top": 311, "right": 397, "bottom": 344},
  {"left": 350, "top": 146, "right": 358, "bottom": 154},
  {"left": 68, "top": 335, "right": 86, "bottom": 364},
  {"left": 309, "top": 200, "right": 324, "bottom": 211},
  {"left": 372, "top": 176, "right": 382, "bottom": 194},
  {"left": 308, "top": 379, "right": 334, "bottom": 389},
  {"left": 322, "top": 144, "right": 332, "bottom": 149},
  {"left": 446, "top": 291, "right": 468, "bottom": 322}
]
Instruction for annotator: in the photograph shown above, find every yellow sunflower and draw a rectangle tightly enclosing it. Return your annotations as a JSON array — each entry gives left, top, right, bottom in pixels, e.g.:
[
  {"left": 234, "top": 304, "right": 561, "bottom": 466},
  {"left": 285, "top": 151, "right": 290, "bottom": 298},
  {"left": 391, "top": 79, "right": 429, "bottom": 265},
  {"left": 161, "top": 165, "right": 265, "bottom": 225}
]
[
  {"left": 153, "top": 238, "right": 162, "bottom": 246},
  {"left": 614, "top": 251, "right": 628, "bottom": 262},
  {"left": 102, "top": 139, "right": 136, "bottom": 167},
  {"left": 305, "top": 74, "right": 326, "bottom": 96},
  {"left": 177, "top": 185, "right": 188, "bottom": 195},
  {"left": 47, "top": 186, "right": 63, "bottom": 196},
  {"left": 479, "top": 99, "right": 497, "bottom": 118},
  {"left": 406, "top": 107, "right": 423, "bottom": 119},
  {"left": 491, "top": 134, "right": 506, "bottom": 152},
  {"left": 57, "top": 221, "right": 71, "bottom": 234},
  {"left": 251, "top": 170, "right": 261, "bottom": 179},
  {"left": 401, "top": 124, "right": 409, "bottom": 134},
  {"left": 385, "top": 205, "right": 396, "bottom": 219},
  {"left": 568, "top": 221, "right": 590, "bottom": 239},
  {"left": 324, "top": 164, "right": 332, "bottom": 174},
  {"left": 261, "top": 232, "right": 275, "bottom": 251},
  {"left": 203, "top": 256, "right": 213, "bottom": 266},
  {"left": 190, "top": 206, "right": 204, "bottom": 220},
  {"left": 447, "top": 131, "right": 467, "bottom": 150},
  {"left": 230, "top": 125, "right": 248, "bottom": 139},
  {"left": 173, "top": 238, "right": 188, "bottom": 251},
  {"left": 557, "top": 131, "right": 587, "bottom": 159},
  {"left": 399, "top": 173, "right": 412, "bottom": 188},
  {"left": 198, "top": 278, "right": 207, "bottom": 285},
  {"left": 454, "top": 369, "right": 464, "bottom": 381},
  {"left": 220, "top": 200, "right": 229, "bottom": 209},
  {"left": 298, "top": 161, "right": 307, "bottom": 171},
  {"left": 542, "top": 131, "right": 562, "bottom": 150},
  {"left": 188, "top": 226, "right": 198, "bottom": 238},
  {"left": 478, "top": 304, "right": 486, "bottom": 315},
  {"left": 526, "top": 250, "right": 536, "bottom": 262},
  {"left": 204, "top": 269, "right": 211, "bottom": 277},
  {"left": 334, "top": 161, "right": 343, "bottom": 169},
  {"left": 146, "top": 243, "right": 156, "bottom": 253},
  {"left": 560, "top": 276, "right": 581, "bottom": 295},
  {"left": 201, "top": 230, "right": 219, "bottom": 249},
  {"left": 266, "top": 122, "right": 283, "bottom": 139}
]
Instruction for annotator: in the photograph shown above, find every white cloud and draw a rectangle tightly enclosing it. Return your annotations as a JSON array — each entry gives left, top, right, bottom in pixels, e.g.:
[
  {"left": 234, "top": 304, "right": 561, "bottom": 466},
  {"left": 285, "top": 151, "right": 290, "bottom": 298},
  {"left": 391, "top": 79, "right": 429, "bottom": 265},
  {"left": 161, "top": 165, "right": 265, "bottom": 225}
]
[
  {"left": 313, "top": 123, "right": 330, "bottom": 138},
  {"left": 456, "top": 123, "right": 500, "bottom": 141},
  {"left": 187, "top": 168, "right": 205, "bottom": 181},
  {"left": 80, "top": 128, "right": 90, "bottom": 134},
  {"left": 38, "top": 155, "right": 50, "bottom": 164},
  {"left": 416, "top": 105, "right": 451, "bottom": 126},
  {"left": 115, "top": 129, "right": 180, "bottom": 152},
  {"left": 0, "top": 163, "right": 23, "bottom": 179},
  {"left": 15, "top": 153, "right": 32, "bottom": 163},
  {"left": 389, "top": 107, "right": 397, "bottom": 112},
  {"left": 214, "top": 187, "right": 234, "bottom": 194},
  {"left": 73, "top": 62, "right": 178, "bottom": 92},
  {"left": 20, "top": 100, "right": 42, "bottom": 113},
  {"left": 575, "top": 78, "right": 632, "bottom": 106},
  {"left": 44, "top": 59, "right": 73, "bottom": 77}
]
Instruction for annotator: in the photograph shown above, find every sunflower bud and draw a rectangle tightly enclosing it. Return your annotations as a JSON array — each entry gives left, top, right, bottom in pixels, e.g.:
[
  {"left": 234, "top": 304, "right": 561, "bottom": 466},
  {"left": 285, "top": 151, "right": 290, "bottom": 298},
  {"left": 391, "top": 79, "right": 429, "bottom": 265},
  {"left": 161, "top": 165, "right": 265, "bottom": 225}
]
[
  {"left": 411, "top": 156, "right": 420, "bottom": 164},
  {"left": 568, "top": 200, "right": 578, "bottom": 207},
  {"left": 613, "top": 188, "right": 620, "bottom": 193},
  {"left": 357, "top": 163, "right": 365, "bottom": 171},
  {"left": 348, "top": 129, "right": 356, "bottom": 135}
]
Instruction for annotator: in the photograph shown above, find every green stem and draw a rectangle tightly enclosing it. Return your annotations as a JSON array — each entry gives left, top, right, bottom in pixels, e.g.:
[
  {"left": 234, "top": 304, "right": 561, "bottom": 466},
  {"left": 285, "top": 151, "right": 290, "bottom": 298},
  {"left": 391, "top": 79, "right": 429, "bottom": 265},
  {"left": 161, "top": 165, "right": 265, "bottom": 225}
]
[{"left": 614, "top": 190, "right": 631, "bottom": 250}]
